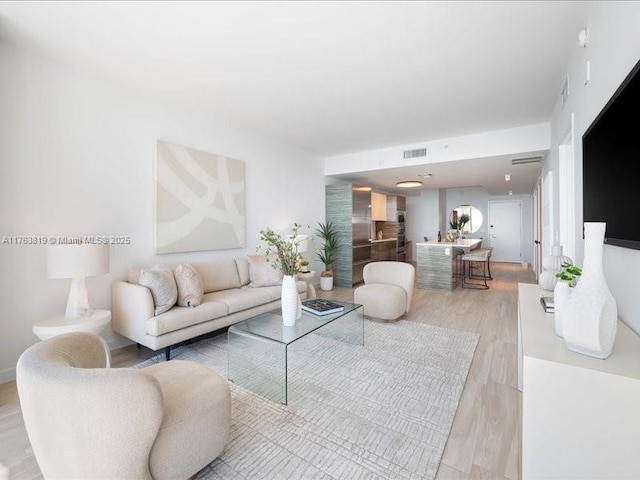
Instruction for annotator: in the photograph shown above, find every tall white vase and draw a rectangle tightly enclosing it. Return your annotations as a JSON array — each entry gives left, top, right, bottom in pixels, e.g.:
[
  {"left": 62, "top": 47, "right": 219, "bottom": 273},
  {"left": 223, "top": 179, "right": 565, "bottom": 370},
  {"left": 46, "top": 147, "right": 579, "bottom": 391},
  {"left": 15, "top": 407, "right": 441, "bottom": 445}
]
[
  {"left": 553, "top": 280, "right": 571, "bottom": 337},
  {"left": 281, "top": 275, "right": 300, "bottom": 327},
  {"left": 562, "top": 222, "right": 618, "bottom": 359}
]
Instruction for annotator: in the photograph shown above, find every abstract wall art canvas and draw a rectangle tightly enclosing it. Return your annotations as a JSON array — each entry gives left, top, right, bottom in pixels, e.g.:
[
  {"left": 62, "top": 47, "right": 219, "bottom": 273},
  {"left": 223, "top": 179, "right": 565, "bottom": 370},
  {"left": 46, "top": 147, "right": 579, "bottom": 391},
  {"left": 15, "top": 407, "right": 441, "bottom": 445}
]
[{"left": 155, "top": 140, "right": 245, "bottom": 254}]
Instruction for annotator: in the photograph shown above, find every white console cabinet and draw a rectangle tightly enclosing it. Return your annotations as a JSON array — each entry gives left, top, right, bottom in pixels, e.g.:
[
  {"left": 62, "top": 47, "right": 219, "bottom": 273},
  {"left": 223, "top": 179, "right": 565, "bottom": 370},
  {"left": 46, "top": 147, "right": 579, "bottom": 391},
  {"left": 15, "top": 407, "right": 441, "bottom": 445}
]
[{"left": 518, "top": 283, "right": 640, "bottom": 479}]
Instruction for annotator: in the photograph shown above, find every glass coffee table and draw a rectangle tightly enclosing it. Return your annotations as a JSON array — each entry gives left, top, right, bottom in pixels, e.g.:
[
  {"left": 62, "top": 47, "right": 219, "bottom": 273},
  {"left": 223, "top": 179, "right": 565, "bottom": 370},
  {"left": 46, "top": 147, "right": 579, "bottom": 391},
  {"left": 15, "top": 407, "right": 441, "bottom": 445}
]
[{"left": 228, "top": 300, "right": 363, "bottom": 404}]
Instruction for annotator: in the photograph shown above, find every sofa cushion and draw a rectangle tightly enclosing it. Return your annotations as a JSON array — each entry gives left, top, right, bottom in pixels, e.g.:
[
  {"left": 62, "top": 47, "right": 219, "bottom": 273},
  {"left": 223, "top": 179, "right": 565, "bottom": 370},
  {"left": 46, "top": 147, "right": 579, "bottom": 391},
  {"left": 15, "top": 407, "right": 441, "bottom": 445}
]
[
  {"left": 146, "top": 300, "right": 229, "bottom": 336},
  {"left": 235, "top": 257, "right": 250, "bottom": 286},
  {"left": 139, "top": 268, "right": 178, "bottom": 316},
  {"left": 204, "top": 288, "right": 272, "bottom": 314},
  {"left": 193, "top": 259, "right": 241, "bottom": 293},
  {"left": 173, "top": 264, "right": 204, "bottom": 307},
  {"left": 247, "top": 255, "right": 283, "bottom": 287},
  {"left": 247, "top": 281, "right": 307, "bottom": 302}
]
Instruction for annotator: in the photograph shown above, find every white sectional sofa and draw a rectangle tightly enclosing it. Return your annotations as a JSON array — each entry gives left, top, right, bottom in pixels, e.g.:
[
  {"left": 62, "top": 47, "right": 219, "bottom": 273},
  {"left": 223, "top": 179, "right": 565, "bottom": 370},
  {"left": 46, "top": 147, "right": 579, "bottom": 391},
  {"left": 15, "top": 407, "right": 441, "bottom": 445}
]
[{"left": 112, "top": 257, "right": 307, "bottom": 359}]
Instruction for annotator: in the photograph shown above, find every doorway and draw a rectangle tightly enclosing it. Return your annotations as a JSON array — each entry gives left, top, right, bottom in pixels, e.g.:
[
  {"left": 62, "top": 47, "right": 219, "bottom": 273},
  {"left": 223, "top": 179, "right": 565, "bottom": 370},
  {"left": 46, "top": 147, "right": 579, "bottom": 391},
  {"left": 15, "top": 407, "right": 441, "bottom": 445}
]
[{"left": 488, "top": 200, "right": 523, "bottom": 263}]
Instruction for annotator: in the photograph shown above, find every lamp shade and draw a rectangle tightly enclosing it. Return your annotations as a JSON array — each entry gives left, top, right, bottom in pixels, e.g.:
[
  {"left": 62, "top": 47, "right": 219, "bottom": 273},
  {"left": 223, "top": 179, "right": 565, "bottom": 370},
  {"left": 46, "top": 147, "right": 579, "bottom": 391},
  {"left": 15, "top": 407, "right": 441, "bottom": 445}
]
[
  {"left": 47, "top": 244, "right": 110, "bottom": 279},
  {"left": 295, "top": 234, "right": 309, "bottom": 253}
]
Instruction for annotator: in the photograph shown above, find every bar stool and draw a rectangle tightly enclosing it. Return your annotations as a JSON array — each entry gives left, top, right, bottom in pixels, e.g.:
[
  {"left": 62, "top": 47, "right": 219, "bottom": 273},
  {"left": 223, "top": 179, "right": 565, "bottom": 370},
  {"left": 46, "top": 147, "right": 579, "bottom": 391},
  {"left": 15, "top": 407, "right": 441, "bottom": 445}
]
[
  {"left": 461, "top": 249, "right": 490, "bottom": 289},
  {"left": 451, "top": 247, "right": 465, "bottom": 279},
  {"left": 469, "top": 247, "right": 493, "bottom": 281}
]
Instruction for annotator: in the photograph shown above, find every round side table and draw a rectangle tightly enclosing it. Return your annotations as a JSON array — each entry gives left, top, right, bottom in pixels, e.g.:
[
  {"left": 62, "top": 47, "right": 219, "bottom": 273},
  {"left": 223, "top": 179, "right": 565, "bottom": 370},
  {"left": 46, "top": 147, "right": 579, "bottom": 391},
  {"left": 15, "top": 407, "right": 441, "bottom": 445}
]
[
  {"left": 32, "top": 309, "right": 112, "bottom": 341},
  {"left": 297, "top": 270, "right": 317, "bottom": 298}
]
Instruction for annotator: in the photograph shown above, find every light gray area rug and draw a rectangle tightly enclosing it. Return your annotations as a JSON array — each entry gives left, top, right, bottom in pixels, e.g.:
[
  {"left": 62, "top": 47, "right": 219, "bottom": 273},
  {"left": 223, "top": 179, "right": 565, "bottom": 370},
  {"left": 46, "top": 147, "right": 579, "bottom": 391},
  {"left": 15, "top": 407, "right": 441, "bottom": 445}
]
[{"left": 136, "top": 320, "right": 479, "bottom": 480}]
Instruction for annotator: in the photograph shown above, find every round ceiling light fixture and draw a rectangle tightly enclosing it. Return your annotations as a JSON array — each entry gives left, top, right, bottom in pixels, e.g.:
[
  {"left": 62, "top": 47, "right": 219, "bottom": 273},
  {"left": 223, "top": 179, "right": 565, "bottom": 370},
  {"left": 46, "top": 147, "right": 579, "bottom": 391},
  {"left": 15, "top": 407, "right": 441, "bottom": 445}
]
[{"left": 396, "top": 180, "right": 423, "bottom": 188}]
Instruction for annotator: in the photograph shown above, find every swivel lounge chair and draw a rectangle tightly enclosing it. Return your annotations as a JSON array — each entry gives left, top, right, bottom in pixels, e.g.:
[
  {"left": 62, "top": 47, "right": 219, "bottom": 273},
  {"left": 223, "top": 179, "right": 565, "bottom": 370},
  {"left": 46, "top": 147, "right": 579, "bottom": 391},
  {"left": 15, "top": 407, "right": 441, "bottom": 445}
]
[
  {"left": 16, "top": 332, "right": 231, "bottom": 480},
  {"left": 354, "top": 261, "right": 415, "bottom": 321}
]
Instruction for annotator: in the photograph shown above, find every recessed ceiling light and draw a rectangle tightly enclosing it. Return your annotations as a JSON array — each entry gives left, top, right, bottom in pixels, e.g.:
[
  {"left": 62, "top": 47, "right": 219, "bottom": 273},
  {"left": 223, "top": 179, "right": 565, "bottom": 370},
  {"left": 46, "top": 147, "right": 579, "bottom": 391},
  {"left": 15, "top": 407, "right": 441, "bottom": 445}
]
[
  {"left": 418, "top": 173, "right": 433, "bottom": 178},
  {"left": 508, "top": 190, "right": 513, "bottom": 196},
  {"left": 505, "top": 174, "right": 511, "bottom": 181},
  {"left": 396, "top": 180, "right": 423, "bottom": 188}
]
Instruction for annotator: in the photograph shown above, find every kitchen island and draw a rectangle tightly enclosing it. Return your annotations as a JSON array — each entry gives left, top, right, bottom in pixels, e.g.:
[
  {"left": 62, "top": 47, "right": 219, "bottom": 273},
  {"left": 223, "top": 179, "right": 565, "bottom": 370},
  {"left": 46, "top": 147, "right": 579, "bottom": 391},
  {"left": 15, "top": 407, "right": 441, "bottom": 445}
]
[{"left": 416, "top": 239, "right": 482, "bottom": 290}]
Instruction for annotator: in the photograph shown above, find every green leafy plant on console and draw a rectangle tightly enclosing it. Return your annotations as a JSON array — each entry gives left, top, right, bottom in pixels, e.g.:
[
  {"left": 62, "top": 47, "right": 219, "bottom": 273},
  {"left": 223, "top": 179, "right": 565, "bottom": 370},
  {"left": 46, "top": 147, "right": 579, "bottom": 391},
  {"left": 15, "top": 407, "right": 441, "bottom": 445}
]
[{"left": 555, "top": 262, "right": 582, "bottom": 286}]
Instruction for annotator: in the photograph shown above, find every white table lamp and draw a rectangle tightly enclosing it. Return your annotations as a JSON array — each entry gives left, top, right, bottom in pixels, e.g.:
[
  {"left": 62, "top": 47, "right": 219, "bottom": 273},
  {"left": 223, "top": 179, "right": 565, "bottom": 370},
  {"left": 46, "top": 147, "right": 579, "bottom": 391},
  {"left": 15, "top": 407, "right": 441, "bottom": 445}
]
[
  {"left": 295, "top": 234, "right": 309, "bottom": 253},
  {"left": 47, "top": 244, "right": 110, "bottom": 319}
]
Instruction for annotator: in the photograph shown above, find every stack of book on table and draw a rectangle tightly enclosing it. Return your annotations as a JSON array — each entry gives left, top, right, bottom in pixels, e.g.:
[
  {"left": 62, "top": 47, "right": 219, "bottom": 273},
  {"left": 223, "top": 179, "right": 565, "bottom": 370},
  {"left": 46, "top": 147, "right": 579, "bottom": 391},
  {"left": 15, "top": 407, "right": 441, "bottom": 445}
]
[
  {"left": 301, "top": 299, "right": 344, "bottom": 316},
  {"left": 540, "top": 295, "right": 555, "bottom": 313}
]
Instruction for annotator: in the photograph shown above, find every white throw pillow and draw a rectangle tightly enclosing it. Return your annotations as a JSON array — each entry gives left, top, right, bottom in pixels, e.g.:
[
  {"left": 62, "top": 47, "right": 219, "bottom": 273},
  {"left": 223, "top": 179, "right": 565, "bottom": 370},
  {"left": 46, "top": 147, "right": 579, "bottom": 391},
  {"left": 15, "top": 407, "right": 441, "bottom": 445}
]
[
  {"left": 248, "top": 254, "right": 283, "bottom": 287},
  {"left": 139, "top": 267, "right": 178, "bottom": 315},
  {"left": 174, "top": 263, "right": 204, "bottom": 307}
]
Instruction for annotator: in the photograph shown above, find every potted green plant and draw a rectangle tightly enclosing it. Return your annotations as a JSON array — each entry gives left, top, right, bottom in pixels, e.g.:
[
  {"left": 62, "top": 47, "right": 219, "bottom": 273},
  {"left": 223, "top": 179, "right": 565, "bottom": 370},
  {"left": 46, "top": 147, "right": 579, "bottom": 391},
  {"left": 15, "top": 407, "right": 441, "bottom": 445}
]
[
  {"left": 457, "top": 213, "right": 470, "bottom": 234},
  {"left": 299, "top": 259, "right": 310, "bottom": 273},
  {"left": 258, "top": 223, "right": 306, "bottom": 326},
  {"left": 258, "top": 223, "right": 305, "bottom": 276},
  {"left": 315, "top": 221, "right": 339, "bottom": 291}
]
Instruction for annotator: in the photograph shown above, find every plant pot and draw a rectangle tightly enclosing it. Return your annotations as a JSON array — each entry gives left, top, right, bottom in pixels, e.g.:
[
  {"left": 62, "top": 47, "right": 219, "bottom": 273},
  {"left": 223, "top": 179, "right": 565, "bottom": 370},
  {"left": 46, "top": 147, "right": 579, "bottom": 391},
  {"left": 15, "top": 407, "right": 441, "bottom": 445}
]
[{"left": 320, "top": 275, "right": 333, "bottom": 291}]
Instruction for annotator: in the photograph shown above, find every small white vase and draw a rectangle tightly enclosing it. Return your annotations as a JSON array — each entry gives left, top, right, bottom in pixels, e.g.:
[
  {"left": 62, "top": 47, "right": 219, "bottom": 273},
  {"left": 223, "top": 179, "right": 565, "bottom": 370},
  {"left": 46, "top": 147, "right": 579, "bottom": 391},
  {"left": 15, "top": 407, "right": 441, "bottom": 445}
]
[
  {"left": 281, "top": 275, "right": 299, "bottom": 326},
  {"left": 553, "top": 280, "right": 571, "bottom": 337},
  {"left": 562, "top": 222, "right": 618, "bottom": 359}
]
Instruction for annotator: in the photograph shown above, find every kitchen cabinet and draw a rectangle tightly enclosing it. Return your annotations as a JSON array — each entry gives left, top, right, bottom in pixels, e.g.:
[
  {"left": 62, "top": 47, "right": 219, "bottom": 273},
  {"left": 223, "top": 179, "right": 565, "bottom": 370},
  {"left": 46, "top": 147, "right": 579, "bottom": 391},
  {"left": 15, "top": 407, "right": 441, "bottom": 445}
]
[
  {"left": 386, "top": 195, "right": 406, "bottom": 220},
  {"left": 371, "top": 239, "right": 397, "bottom": 262},
  {"left": 371, "top": 192, "right": 387, "bottom": 221}
]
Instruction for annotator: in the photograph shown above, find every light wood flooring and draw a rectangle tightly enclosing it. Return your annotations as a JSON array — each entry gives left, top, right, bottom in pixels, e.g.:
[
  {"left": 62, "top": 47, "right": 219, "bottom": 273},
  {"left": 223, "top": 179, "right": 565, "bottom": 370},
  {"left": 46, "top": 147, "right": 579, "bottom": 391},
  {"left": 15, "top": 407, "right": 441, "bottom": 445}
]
[{"left": 0, "top": 262, "right": 534, "bottom": 480}]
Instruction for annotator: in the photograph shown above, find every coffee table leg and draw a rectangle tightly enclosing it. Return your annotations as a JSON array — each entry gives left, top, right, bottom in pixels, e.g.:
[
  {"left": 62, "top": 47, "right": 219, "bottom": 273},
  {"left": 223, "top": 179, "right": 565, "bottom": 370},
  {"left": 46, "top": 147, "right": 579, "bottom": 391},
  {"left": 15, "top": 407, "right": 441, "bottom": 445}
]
[
  {"left": 315, "top": 305, "right": 364, "bottom": 346},
  {"left": 228, "top": 328, "right": 288, "bottom": 404}
]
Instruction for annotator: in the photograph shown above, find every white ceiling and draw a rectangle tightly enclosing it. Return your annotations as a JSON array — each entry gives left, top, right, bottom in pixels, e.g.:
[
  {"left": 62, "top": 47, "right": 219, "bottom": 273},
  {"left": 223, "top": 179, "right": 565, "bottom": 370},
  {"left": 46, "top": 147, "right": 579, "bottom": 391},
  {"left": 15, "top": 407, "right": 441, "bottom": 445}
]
[
  {"left": 0, "top": 1, "right": 589, "bottom": 194},
  {"left": 334, "top": 150, "right": 548, "bottom": 196}
]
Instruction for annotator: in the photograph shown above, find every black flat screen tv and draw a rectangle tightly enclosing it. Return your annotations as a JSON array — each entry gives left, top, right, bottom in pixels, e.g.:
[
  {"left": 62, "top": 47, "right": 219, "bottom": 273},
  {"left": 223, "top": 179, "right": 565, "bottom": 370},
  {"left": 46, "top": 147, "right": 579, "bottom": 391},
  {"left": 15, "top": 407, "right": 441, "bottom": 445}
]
[{"left": 583, "top": 57, "right": 640, "bottom": 251}]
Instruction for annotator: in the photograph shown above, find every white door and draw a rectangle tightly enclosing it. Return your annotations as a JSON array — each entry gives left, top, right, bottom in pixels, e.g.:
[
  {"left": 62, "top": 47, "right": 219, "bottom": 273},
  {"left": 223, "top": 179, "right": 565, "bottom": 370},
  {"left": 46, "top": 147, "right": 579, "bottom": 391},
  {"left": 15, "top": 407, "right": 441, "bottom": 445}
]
[{"left": 488, "top": 200, "right": 522, "bottom": 263}]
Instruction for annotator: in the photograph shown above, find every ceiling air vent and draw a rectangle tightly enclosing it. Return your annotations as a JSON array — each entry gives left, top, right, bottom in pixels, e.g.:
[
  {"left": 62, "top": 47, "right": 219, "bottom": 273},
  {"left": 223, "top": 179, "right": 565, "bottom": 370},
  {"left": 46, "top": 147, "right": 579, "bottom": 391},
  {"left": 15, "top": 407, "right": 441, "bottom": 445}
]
[
  {"left": 511, "top": 156, "right": 542, "bottom": 166},
  {"left": 403, "top": 148, "right": 427, "bottom": 159}
]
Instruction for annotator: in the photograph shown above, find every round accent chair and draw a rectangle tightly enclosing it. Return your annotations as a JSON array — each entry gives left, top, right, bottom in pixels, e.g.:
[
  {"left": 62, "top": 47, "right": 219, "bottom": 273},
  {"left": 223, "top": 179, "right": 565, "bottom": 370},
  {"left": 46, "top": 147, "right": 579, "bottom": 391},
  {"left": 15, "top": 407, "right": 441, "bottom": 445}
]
[
  {"left": 16, "top": 331, "right": 231, "bottom": 480},
  {"left": 354, "top": 261, "right": 415, "bottom": 321}
]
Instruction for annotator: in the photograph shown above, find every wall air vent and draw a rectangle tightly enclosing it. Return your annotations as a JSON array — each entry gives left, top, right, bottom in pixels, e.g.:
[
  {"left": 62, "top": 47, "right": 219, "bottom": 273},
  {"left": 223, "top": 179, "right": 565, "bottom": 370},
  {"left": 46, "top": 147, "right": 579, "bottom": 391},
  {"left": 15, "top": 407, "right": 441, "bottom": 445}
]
[
  {"left": 403, "top": 148, "right": 427, "bottom": 159},
  {"left": 511, "top": 156, "right": 542, "bottom": 165}
]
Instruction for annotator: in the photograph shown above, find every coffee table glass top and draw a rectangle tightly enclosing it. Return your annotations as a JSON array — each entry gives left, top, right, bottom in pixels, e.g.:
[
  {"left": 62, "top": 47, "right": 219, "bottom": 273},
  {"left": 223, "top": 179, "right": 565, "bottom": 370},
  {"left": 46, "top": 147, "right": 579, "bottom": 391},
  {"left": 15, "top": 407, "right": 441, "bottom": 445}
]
[{"left": 229, "top": 300, "right": 361, "bottom": 346}]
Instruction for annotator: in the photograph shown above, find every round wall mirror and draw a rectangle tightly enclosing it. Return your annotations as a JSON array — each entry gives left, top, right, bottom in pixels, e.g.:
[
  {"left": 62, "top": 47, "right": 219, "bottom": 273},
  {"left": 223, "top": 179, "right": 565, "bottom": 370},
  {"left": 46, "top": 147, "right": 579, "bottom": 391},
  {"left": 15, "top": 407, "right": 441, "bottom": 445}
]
[{"left": 450, "top": 205, "right": 483, "bottom": 235}]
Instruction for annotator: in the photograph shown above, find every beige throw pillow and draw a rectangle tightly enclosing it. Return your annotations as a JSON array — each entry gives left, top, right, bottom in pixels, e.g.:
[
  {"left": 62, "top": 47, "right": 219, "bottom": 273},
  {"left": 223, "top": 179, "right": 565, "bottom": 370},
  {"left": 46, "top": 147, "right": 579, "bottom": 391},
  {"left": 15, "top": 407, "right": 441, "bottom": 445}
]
[
  {"left": 248, "top": 254, "right": 283, "bottom": 287},
  {"left": 139, "top": 267, "right": 178, "bottom": 315},
  {"left": 174, "top": 263, "right": 204, "bottom": 307}
]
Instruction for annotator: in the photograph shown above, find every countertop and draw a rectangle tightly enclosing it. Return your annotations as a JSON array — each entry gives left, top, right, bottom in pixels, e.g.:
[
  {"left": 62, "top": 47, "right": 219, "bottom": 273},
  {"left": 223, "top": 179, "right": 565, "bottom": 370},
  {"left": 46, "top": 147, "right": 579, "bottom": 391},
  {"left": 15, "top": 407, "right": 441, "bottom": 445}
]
[
  {"left": 370, "top": 238, "right": 397, "bottom": 243},
  {"left": 416, "top": 238, "right": 482, "bottom": 249}
]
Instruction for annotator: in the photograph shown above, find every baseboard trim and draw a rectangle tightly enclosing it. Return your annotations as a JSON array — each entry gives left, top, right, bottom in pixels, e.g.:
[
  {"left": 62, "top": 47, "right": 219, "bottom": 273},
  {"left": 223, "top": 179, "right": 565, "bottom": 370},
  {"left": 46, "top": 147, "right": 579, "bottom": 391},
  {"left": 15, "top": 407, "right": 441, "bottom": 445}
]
[{"left": 0, "top": 366, "right": 16, "bottom": 385}]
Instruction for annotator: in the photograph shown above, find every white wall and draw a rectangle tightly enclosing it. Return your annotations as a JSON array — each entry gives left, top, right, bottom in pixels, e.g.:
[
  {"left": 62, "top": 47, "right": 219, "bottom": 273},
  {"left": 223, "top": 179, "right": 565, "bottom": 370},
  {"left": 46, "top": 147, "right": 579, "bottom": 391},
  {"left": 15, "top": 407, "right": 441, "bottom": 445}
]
[
  {"left": 546, "top": 1, "right": 640, "bottom": 333},
  {"left": 0, "top": 44, "right": 325, "bottom": 383},
  {"left": 406, "top": 186, "right": 533, "bottom": 265}
]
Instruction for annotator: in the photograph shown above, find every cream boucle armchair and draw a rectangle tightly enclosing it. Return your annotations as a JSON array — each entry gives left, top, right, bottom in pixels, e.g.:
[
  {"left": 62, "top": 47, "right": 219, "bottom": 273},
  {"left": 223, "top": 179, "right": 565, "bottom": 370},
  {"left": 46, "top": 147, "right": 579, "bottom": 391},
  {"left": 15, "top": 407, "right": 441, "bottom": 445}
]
[
  {"left": 354, "top": 261, "right": 415, "bottom": 321},
  {"left": 16, "top": 332, "right": 230, "bottom": 480}
]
